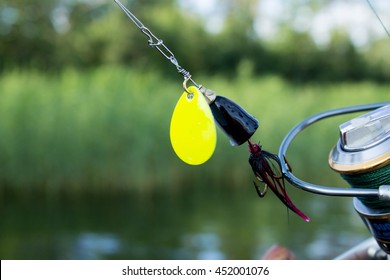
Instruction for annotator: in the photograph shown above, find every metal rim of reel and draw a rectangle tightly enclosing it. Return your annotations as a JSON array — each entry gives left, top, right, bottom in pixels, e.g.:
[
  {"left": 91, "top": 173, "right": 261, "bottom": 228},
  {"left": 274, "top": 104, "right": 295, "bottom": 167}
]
[{"left": 278, "top": 101, "right": 390, "bottom": 201}]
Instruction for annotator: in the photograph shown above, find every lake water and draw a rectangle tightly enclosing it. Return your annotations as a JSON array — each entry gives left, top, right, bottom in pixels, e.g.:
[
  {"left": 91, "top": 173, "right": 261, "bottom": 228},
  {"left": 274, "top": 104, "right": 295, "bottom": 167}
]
[{"left": 0, "top": 181, "right": 372, "bottom": 260}]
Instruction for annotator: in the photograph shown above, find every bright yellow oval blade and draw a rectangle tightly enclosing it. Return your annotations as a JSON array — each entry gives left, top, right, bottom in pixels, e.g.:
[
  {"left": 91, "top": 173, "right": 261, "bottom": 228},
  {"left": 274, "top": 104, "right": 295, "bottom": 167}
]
[{"left": 170, "top": 86, "right": 216, "bottom": 165}]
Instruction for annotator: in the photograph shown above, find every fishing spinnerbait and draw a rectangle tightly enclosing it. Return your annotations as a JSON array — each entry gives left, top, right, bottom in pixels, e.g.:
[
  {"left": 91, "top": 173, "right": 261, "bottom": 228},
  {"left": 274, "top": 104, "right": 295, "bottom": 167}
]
[{"left": 114, "top": 0, "right": 310, "bottom": 221}]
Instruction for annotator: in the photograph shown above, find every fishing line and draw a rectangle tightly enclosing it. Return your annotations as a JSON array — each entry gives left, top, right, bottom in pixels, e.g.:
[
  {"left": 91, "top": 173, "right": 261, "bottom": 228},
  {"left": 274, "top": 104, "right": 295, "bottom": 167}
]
[
  {"left": 366, "top": 0, "right": 390, "bottom": 39},
  {"left": 341, "top": 165, "right": 390, "bottom": 209}
]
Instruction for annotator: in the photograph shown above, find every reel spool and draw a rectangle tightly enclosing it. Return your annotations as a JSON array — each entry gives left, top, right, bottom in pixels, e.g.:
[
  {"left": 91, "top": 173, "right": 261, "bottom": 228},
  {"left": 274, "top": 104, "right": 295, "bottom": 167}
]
[{"left": 329, "top": 104, "right": 390, "bottom": 254}]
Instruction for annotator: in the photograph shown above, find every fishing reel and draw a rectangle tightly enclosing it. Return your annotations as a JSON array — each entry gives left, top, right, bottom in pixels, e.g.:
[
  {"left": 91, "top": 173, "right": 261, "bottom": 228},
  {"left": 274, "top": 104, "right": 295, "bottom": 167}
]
[{"left": 279, "top": 102, "right": 390, "bottom": 257}]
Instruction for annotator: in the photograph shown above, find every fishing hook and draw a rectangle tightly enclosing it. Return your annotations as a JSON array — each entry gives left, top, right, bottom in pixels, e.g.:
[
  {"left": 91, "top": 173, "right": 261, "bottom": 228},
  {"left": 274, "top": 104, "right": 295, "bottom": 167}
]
[{"left": 253, "top": 180, "right": 268, "bottom": 198}]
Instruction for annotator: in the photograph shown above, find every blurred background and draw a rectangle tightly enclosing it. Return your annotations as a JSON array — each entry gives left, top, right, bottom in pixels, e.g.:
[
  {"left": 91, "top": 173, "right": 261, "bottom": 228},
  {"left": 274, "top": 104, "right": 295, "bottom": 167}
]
[{"left": 0, "top": 0, "right": 389, "bottom": 259}]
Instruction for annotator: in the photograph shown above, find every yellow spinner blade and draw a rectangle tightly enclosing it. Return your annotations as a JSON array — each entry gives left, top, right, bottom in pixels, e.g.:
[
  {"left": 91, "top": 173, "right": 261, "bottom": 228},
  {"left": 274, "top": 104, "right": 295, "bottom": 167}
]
[{"left": 170, "top": 86, "right": 217, "bottom": 165}]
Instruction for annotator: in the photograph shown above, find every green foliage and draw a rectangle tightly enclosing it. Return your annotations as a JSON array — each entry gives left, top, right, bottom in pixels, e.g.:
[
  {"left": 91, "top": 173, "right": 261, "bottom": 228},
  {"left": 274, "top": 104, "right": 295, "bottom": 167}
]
[
  {"left": 362, "top": 39, "right": 390, "bottom": 82},
  {"left": 0, "top": 67, "right": 173, "bottom": 194},
  {"left": 1, "top": 1, "right": 389, "bottom": 81},
  {"left": 0, "top": 67, "right": 388, "bottom": 196}
]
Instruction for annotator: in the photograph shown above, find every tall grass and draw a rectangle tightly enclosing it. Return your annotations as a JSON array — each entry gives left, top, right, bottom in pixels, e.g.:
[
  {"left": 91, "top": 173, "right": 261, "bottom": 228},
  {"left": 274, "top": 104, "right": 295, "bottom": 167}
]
[{"left": 0, "top": 66, "right": 388, "bottom": 196}]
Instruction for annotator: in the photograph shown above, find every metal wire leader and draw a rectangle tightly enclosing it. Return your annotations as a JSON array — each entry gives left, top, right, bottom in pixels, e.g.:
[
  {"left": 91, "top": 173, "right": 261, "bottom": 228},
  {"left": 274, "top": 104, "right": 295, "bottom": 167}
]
[{"left": 114, "top": 0, "right": 199, "bottom": 91}]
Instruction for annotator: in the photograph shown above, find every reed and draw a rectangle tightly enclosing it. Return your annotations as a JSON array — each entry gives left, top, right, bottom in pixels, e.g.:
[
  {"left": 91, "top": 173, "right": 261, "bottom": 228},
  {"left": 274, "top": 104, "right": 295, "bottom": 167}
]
[{"left": 0, "top": 66, "right": 388, "bottom": 196}]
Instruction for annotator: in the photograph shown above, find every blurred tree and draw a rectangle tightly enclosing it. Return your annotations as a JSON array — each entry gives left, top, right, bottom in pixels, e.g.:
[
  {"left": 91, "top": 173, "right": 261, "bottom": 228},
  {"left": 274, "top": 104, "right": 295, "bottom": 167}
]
[
  {"left": 0, "top": 0, "right": 388, "bottom": 82},
  {"left": 0, "top": 0, "right": 112, "bottom": 70},
  {"left": 217, "top": 0, "right": 257, "bottom": 37},
  {"left": 0, "top": 0, "right": 58, "bottom": 70},
  {"left": 267, "top": 28, "right": 321, "bottom": 81},
  {"left": 319, "top": 29, "right": 367, "bottom": 81},
  {"left": 362, "top": 38, "right": 390, "bottom": 82}
]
